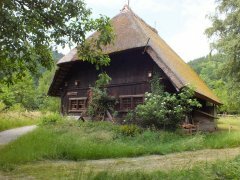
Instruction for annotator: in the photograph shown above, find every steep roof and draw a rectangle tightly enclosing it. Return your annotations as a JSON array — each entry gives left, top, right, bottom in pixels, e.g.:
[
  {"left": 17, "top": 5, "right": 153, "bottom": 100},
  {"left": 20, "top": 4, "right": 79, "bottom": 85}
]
[{"left": 54, "top": 5, "right": 221, "bottom": 105}]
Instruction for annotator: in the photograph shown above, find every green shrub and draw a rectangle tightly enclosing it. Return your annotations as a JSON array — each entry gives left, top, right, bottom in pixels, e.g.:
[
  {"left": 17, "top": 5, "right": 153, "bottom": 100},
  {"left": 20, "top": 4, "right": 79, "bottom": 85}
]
[
  {"left": 124, "top": 110, "right": 137, "bottom": 124},
  {"left": 41, "top": 113, "right": 63, "bottom": 125},
  {"left": 8, "top": 103, "right": 26, "bottom": 112},
  {"left": 38, "top": 97, "right": 60, "bottom": 113},
  {"left": 134, "top": 73, "right": 201, "bottom": 130},
  {"left": 119, "top": 124, "right": 142, "bottom": 137},
  {"left": 0, "top": 101, "right": 6, "bottom": 112}
]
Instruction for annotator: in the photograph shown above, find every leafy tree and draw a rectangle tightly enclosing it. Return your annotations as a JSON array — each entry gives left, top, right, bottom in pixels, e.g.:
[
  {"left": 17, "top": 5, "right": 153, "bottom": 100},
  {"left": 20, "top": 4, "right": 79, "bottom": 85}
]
[
  {"left": 87, "top": 73, "right": 116, "bottom": 120},
  {"left": 0, "top": 0, "right": 114, "bottom": 83},
  {"left": 205, "top": 1, "right": 240, "bottom": 113},
  {"left": 205, "top": 0, "right": 240, "bottom": 81},
  {"left": 36, "top": 67, "right": 60, "bottom": 112},
  {"left": 0, "top": 51, "right": 63, "bottom": 111},
  {"left": 189, "top": 55, "right": 240, "bottom": 114},
  {"left": 0, "top": 72, "right": 37, "bottom": 110}
]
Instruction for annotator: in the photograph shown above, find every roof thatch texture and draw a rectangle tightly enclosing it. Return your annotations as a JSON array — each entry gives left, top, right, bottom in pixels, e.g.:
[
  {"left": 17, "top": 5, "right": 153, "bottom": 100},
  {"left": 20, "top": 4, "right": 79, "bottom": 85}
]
[{"left": 53, "top": 5, "right": 221, "bottom": 105}]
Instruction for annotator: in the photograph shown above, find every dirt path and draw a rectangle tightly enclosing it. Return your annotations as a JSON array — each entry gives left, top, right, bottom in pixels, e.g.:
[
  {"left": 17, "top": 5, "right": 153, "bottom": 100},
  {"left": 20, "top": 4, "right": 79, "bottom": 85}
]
[
  {"left": 15, "top": 147, "right": 240, "bottom": 174},
  {"left": 0, "top": 125, "right": 37, "bottom": 145},
  {"left": 1, "top": 146, "right": 240, "bottom": 179}
]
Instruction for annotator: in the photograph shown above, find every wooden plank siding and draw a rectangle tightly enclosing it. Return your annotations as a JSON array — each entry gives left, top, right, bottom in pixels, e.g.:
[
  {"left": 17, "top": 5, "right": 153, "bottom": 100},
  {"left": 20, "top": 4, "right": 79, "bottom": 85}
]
[{"left": 59, "top": 49, "right": 176, "bottom": 115}]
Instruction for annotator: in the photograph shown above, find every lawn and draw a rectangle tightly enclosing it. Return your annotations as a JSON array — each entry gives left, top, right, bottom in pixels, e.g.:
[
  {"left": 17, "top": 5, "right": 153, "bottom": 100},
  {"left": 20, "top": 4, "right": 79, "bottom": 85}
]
[
  {"left": 1, "top": 114, "right": 240, "bottom": 179},
  {"left": 217, "top": 115, "right": 240, "bottom": 131},
  {"left": 1, "top": 115, "right": 240, "bottom": 167},
  {"left": 1, "top": 150, "right": 240, "bottom": 179},
  {"left": 0, "top": 111, "right": 41, "bottom": 131}
]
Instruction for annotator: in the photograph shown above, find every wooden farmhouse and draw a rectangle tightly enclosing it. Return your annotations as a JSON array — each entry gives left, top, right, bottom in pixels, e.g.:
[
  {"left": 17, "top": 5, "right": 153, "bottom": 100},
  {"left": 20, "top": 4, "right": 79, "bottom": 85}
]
[{"left": 48, "top": 5, "right": 221, "bottom": 131}]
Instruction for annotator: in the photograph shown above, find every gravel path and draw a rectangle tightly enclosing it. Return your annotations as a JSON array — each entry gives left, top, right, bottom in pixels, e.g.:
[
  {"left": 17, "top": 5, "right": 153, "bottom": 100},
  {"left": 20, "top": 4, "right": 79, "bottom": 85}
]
[{"left": 0, "top": 125, "right": 37, "bottom": 145}]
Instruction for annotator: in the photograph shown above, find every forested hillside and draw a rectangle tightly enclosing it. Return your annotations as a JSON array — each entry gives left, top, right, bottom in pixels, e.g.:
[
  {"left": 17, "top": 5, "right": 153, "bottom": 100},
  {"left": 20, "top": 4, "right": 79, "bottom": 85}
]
[
  {"left": 0, "top": 51, "right": 63, "bottom": 112},
  {"left": 189, "top": 55, "right": 240, "bottom": 114}
]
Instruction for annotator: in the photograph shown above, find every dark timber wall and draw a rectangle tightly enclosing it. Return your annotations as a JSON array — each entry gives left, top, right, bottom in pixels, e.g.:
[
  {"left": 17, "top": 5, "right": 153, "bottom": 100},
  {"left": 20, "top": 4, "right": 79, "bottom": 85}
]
[
  {"left": 57, "top": 48, "right": 217, "bottom": 131},
  {"left": 60, "top": 49, "right": 176, "bottom": 115}
]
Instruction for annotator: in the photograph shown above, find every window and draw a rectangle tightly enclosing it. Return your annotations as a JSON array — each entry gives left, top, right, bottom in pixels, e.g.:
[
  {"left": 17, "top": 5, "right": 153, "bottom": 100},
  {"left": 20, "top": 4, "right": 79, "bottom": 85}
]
[
  {"left": 70, "top": 100, "right": 78, "bottom": 110},
  {"left": 122, "top": 97, "right": 131, "bottom": 109},
  {"left": 133, "top": 97, "right": 144, "bottom": 108},
  {"left": 68, "top": 97, "right": 87, "bottom": 112},
  {"left": 78, "top": 99, "right": 85, "bottom": 109},
  {"left": 120, "top": 95, "right": 144, "bottom": 111}
]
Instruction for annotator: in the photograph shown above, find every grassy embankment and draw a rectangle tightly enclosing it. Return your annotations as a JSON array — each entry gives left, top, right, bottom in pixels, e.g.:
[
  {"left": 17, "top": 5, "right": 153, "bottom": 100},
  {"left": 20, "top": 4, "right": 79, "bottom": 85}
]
[
  {"left": 0, "top": 113, "right": 240, "bottom": 179},
  {"left": 0, "top": 111, "right": 41, "bottom": 131}
]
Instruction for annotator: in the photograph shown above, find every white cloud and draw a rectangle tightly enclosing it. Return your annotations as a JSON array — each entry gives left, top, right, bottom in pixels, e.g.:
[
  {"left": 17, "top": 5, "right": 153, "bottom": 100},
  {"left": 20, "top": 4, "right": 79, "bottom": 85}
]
[
  {"left": 166, "top": 0, "right": 216, "bottom": 61},
  {"left": 131, "top": 0, "right": 175, "bottom": 14}
]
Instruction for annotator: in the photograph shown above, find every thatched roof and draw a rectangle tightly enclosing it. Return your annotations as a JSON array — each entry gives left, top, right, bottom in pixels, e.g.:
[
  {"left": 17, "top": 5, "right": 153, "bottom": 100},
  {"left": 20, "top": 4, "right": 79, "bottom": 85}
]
[{"left": 51, "top": 5, "right": 221, "bottom": 105}]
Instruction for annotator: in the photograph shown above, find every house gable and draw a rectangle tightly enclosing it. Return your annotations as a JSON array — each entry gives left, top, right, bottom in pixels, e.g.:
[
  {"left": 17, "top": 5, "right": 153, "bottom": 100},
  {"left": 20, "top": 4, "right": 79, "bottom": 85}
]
[{"left": 49, "top": 5, "right": 221, "bottom": 105}]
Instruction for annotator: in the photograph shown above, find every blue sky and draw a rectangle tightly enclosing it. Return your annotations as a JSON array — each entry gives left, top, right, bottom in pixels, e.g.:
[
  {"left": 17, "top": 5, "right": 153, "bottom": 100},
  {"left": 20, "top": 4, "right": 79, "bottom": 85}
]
[{"left": 59, "top": 0, "right": 216, "bottom": 62}]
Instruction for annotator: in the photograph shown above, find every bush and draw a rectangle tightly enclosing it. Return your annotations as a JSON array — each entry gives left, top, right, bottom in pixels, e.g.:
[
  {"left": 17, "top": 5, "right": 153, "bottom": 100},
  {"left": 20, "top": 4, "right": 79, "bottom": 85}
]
[
  {"left": 134, "top": 74, "right": 201, "bottom": 130},
  {"left": 41, "top": 113, "right": 63, "bottom": 125},
  {"left": 38, "top": 97, "right": 60, "bottom": 113},
  {"left": 119, "top": 124, "right": 142, "bottom": 137},
  {"left": 136, "top": 89, "right": 201, "bottom": 130},
  {"left": 8, "top": 103, "right": 26, "bottom": 112},
  {"left": 0, "top": 101, "right": 6, "bottom": 112},
  {"left": 124, "top": 110, "right": 137, "bottom": 124}
]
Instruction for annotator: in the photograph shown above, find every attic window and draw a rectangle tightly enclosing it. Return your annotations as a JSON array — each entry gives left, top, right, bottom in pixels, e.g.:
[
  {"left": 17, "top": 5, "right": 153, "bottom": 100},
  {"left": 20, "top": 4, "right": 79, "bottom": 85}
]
[
  {"left": 68, "top": 97, "right": 87, "bottom": 112},
  {"left": 75, "top": 80, "right": 80, "bottom": 86},
  {"left": 120, "top": 95, "right": 144, "bottom": 111}
]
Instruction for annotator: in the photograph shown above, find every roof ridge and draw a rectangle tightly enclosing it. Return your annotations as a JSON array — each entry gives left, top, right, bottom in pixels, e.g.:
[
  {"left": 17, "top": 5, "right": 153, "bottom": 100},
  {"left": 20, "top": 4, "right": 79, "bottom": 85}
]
[
  {"left": 120, "top": 4, "right": 131, "bottom": 13},
  {"left": 127, "top": 7, "right": 158, "bottom": 34}
]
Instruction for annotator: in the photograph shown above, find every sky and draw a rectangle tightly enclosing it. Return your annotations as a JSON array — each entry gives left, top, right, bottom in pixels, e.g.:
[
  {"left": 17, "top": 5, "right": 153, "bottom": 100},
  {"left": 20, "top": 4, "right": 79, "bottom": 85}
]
[{"left": 58, "top": 0, "right": 216, "bottom": 62}]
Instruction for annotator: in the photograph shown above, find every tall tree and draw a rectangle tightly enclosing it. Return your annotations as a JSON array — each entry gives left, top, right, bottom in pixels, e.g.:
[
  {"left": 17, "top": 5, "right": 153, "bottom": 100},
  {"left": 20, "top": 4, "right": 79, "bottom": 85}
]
[
  {"left": 189, "top": 55, "right": 240, "bottom": 114},
  {"left": 0, "top": 71, "right": 37, "bottom": 109},
  {"left": 205, "top": 0, "right": 240, "bottom": 81},
  {"left": 0, "top": 51, "right": 63, "bottom": 111},
  {"left": 36, "top": 67, "right": 60, "bottom": 112},
  {"left": 0, "top": 0, "right": 114, "bottom": 83}
]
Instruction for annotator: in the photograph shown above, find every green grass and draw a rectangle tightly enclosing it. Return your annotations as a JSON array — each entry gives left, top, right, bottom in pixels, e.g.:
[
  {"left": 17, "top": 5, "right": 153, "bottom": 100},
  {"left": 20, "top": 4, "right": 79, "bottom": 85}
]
[
  {"left": 60, "top": 157, "right": 240, "bottom": 180},
  {"left": 0, "top": 111, "right": 41, "bottom": 131},
  {"left": 218, "top": 115, "right": 240, "bottom": 131},
  {"left": 1, "top": 116, "right": 240, "bottom": 171},
  {"left": 1, "top": 154, "right": 240, "bottom": 179},
  {"left": 69, "top": 156, "right": 240, "bottom": 180}
]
